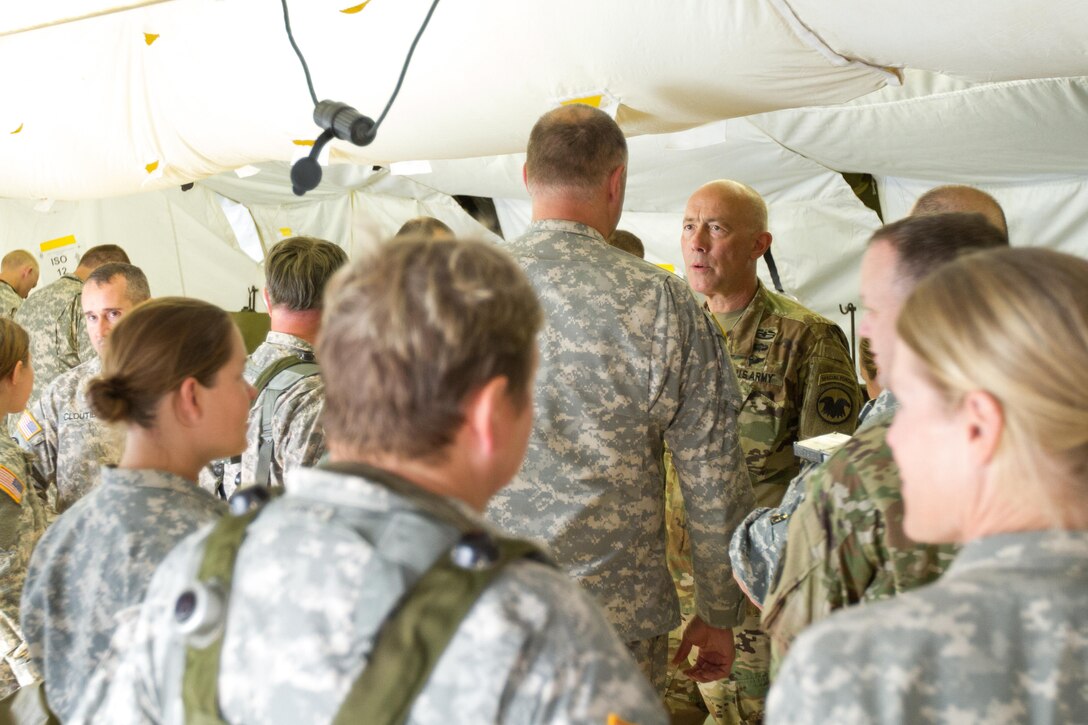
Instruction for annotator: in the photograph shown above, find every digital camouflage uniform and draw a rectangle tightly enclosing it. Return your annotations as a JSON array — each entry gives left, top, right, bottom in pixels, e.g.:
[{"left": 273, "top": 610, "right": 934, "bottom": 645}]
[
  {"left": 729, "top": 389, "right": 900, "bottom": 609},
  {"left": 17, "top": 356, "right": 125, "bottom": 514},
  {"left": 665, "top": 283, "right": 859, "bottom": 724},
  {"left": 0, "top": 281, "right": 23, "bottom": 319},
  {"left": 20, "top": 466, "right": 223, "bottom": 720},
  {"left": 199, "top": 331, "right": 325, "bottom": 499},
  {"left": 760, "top": 412, "right": 957, "bottom": 675},
  {"left": 14, "top": 274, "right": 94, "bottom": 414},
  {"left": 0, "top": 437, "right": 47, "bottom": 698},
  {"left": 768, "top": 530, "right": 1088, "bottom": 724},
  {"left": 76, "top": 464, "right": 670, "bottom": 725},
  {"left": 487, "top": 220, "right": 753, "bottom": 684}
]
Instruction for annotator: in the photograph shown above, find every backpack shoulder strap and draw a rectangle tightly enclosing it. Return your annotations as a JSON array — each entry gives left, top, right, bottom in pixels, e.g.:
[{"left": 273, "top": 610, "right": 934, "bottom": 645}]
[
  {"left": 332, "top": 534, "right": 547, "bottom": 725},
  {"left": 250, "top": 355, "right": 321, "bottom": 488}
]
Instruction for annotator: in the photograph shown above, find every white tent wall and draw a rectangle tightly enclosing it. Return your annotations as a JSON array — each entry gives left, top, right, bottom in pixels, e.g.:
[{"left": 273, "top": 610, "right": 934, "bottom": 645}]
[
  {"left": 0, "top": 172, "right": 498, "bottom": 312},
  {"left": 0, "top": 186, "right": 264, "bottom": 310},
  {"left": 877, "top": 176, "right": 1088, "bottom": 258}
]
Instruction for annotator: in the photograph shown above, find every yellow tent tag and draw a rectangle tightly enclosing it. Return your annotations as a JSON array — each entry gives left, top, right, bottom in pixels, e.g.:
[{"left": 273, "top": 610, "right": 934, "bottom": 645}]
[
  {"left": 144, "top": 33, "right": 160, "bottom": 45},
  {"left": 341, "top": 1, "right": 371, "bottom": 13}
]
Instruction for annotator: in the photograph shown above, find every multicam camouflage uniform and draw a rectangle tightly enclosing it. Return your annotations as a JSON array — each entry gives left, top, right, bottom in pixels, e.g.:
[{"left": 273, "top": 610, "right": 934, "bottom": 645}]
[
  {"left": 20, "top": 466, "right": 223, "bottom": 721},
  {"left": 760, "top": 413, "right": 957, "bottom": 674},
  {"left": 0, "top": 281, "right": 23, "bottom": 319},
  {"left": 14, "top": 274, "right": 93, "bottom": 413},
  {"left": 77, "top": 465, "right": 670, "bottom": 725},
  {"left": 665, "top": 283, "right": 859, "bottom": 723},
  {"left": 767, "top": 531, "right": 1088, "bottom": 724},
  {"left": 487, "top": 220, "right": 753, "bottom": 682},
  {"left": 0, "top": 438, "right": 46, "bottom": 698},
  {"left": 199, "top": 332, "right": 325, "bottom": 499},
  {"left": 17, "top": 356, "right": 125, "bottom": 513},
  {"left": 729, "top": 389, "right": 900, "bottom": 608}
]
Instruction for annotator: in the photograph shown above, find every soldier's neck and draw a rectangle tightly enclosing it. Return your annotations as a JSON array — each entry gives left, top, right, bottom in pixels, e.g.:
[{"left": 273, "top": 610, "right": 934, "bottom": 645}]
[
  {"left": 705, "top": 280, "right": 758, "bottom": 314},
  {"left": 269, "top": 307, "right": 321, "bottom": 346}
]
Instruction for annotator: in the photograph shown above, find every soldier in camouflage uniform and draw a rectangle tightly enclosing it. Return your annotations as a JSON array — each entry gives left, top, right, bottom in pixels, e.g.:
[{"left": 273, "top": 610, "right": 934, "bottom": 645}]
[
  {"left": 769, "top": 247, "right": 1088, "bottom": 724},
  {"left": 0, "top": 318, "right": 46, "bottom": 698},
  {"left": 201, "top": 236, "right": 345, "bottom": 499},
  {"left": 0, "top": 250, "right": 40, "bottom": 319},
  {"left": 485, "top": 107, "right": 753, "bottom": 693},
  {"left": 17, "top": 264, "right": 149, "bottom": 513},
  {"left": 665, "top": 181, "right": 859, "bottom": 723},
  {"left": 20, "top": 298, "right": 249, "bottom": 720},
  {"left": 79, "top": 239, "right": 668, "bottom": 725},
  {"left": 760, "top": 212, "right": 1009, "bottom": 670},
  {"left": 731, "top": 185, "right": 1012, "bottom": 611},
  {"left": 14, "top": 245, "right": 128, "bottom": 413}
]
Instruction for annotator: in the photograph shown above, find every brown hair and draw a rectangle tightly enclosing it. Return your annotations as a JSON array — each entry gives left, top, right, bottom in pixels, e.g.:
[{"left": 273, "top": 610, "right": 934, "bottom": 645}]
[
  {"left": 525, "top": 104, "right": 627, "bottom": 193},
  {"left": 395, "top": 217, "right": 454, "bottom": 240},
  {"left": 85, "top": 263, "right": 151, "bottom": 303},
  {"left": 319, "top": 238, "right": 542, "bottom": 460},
  {"left": 607, "top": 229, "right": 645, "bottom": 259},
  {"left": 858, "top": 337, "right": 878, "bottom": 383},
  {"left": 87, "top": 297, "right": 237, "bottom": 428},
  {"left": 870, "top": 213, "right": 1008, "bottom": 292},
  {"left": 898, "top": 248, "right": 1088, "bottom": 527},
  {"left": 265, "top": 236, "right": 348, "bottom": 311},
  {"left": 78, "top": 244, "right": 130, "bottom": 269},
  {"left": 0, "top": 318, "right": 29, "bottom": 380}
]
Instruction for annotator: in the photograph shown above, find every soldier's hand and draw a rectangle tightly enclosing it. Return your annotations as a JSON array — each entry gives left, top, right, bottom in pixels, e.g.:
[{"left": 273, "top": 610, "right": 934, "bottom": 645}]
[{"left": 672, "top": 615, "right": 736, "bottom": 683}]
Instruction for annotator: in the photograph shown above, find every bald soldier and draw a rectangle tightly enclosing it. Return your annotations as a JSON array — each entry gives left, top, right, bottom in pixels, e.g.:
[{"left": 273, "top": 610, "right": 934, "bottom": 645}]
[
  {"left": 665, "top": 180, "right": 858, "bottom": 724},
  {"left": 911, "top": 184, "right": 1008, "bottom": 234},
  {"left": 15, "top": 244, "right": 129, "bottom": 413},
  {"left": 0, "top": 251, "right": 40, "bottom": 318},
  {"left": 18, "top": 263, "right": 149, "bottom": 513},
  {"left": 487, "top": 105, "right": 754, "bottom": 692}
]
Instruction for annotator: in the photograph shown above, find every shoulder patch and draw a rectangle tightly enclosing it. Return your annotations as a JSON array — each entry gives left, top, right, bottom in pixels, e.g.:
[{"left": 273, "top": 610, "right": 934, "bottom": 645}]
[
  {"left": 17, "top": 410, "right": 42, "bottom": 442},
  {"left": 0, "top": 465, "right": 25, "bottom": 504},
  {"left": 816, "top": 384, "right": 854, "bottom": 425}
]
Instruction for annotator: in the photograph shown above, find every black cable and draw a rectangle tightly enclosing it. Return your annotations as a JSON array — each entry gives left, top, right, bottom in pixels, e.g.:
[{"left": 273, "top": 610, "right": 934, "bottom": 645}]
[
  {"left": 281, "top": 0, "right": 318, "bottom": 106},
  {"left": 372, "top": 0, "right": 442, "bottom": 131},
  {"left": 281, "top": 0, "right": 442, "bottom": 133}
]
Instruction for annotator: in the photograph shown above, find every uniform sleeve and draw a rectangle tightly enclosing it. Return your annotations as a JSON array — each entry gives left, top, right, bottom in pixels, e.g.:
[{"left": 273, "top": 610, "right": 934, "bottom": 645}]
[
  {"left": 797, "top": 324, "right": 861, "bottom": 439},
  {"left": 656, "top": 279, "right": 755, "bottom": 629},
  {"left": 272, "top": 381, "right": 327, "bottom": 488},
  {"left": 16, "top": 394, "right": 59, "bottom": 497},
  {"left": 759, "top": 451, "right": 878, "bottom": 671}
]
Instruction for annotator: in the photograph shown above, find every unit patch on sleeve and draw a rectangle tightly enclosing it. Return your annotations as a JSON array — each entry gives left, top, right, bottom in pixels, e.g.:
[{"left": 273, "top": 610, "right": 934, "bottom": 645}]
[
  {"left": 816, "top": 384, "right": 854, "bottom": 425},
  {"left": 17, "top": 410, "right": 42, "bottom": 443},
  {"left": 0, "top": 464, "right": 25, "bottom": 504}
]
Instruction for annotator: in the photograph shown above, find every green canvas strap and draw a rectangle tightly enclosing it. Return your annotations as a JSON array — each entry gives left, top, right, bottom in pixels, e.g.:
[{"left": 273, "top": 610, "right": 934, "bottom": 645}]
[
  {"left": 181, "top": 509, "right": 260, "bottom": 725},
  {"left": 331, "top": 535, "right": 545, "bottom": 725},
  {"left": 248, "top": 355, "right": 320, "bottom": 488}
]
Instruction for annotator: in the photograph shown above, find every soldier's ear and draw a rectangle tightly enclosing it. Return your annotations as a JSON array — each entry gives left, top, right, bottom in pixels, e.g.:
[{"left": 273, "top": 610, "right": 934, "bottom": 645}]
[
  {"left": 173, "top": 377, "right": 202, "bottom": 427},
  {"left": 751, "top": 232, "right": 772, "bottom": 260}
]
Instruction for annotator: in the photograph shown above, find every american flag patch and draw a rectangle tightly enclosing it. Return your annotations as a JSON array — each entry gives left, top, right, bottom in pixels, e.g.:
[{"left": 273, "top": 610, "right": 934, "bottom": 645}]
[
  {"left": 17, "top": 410, "right": 41, "bottom": 442},
  {"left": 0, "top": 465, "right": 24, "bottom": 504}
]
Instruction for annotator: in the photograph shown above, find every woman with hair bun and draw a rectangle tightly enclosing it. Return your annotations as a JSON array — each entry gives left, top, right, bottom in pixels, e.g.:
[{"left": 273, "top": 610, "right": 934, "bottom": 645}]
[
  {"left": 0, "top": 318, "right": 46, "bottom": 698},
  {"left": 20, "top": 297, "right": 254, "bottom": 721},
  {"left": 768, "top": 247, "right": 1088, "bottom": 723}
]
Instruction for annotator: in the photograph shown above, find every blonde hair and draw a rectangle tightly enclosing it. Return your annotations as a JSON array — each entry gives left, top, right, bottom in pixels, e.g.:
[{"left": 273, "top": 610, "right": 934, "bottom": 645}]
[
  {"left": 319, "top": 237, "right": 542, "bottom": 460},
  {"left": 0, "top": 318, "right": 29, "bottom": 380},
  {"left": 87, "top": 298, "right": 237, "bottom": 428},
  {"left": 897, "top": 248, "right": 1088, "bottom": 527}
]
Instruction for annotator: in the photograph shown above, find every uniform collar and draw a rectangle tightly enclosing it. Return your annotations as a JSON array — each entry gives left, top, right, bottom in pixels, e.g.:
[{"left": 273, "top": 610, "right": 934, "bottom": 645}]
[
  {"left": 949, "top": 530, "right": 1088, "bottom": 577},
  {"left": 264, "top": 331, "right": 315, "bottom": 355},
  {"left": 99, "top": 465, "right": 199, "bottom": 494},
  {"left": 708, "top": 280, "right": 770, "bottom": 358}
]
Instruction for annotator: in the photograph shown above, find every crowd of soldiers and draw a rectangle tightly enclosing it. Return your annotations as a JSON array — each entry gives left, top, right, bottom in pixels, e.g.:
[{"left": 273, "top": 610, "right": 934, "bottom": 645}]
[{"left": 0, "top": 103, "right": 1084, "bottom": 724}]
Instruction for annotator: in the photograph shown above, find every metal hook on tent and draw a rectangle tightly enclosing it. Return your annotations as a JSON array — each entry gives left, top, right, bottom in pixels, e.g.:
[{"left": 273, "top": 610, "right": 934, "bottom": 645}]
[{"left": 838, "top": 303, "right": 857, "bottom": 368}]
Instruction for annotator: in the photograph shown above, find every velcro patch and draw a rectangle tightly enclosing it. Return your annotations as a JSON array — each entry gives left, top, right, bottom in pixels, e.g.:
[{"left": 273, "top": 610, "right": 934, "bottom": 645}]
[
  {"left": 0, "top": 465, "right": 25, "bottom": 504},
  {"left": 17, "top": 407, "right": 41, "bottom": 439},
  {"left": 816, "top": 384, "right": 854, "bottom": 425},
  {"left": 17, "top": 410, "right": 42, "bottom": 442}
]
